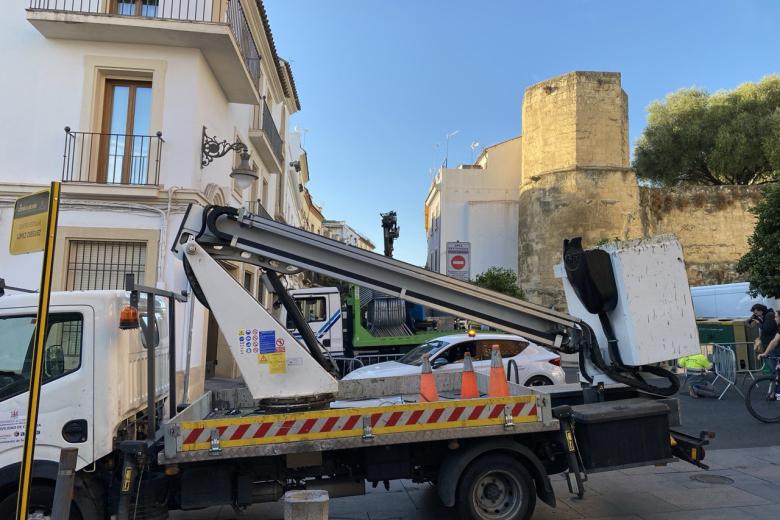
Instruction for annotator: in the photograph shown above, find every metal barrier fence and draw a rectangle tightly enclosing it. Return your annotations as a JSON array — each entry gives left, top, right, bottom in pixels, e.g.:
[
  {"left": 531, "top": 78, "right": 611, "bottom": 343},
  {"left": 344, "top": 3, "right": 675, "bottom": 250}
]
[{"left": 710, "top": 343, "right": 743, "bottom": 400}]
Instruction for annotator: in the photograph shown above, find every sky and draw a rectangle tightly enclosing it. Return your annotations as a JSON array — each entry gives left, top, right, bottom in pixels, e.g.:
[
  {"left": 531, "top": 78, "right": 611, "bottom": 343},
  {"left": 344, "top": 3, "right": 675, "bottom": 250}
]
[{"left": 263, "top": 0, "right": 780, "bottom": 265}]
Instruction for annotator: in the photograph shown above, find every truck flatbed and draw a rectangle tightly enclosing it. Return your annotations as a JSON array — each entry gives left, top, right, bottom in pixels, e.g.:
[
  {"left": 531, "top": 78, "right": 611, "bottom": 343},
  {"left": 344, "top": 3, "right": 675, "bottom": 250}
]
[{"left": 162, "top": 372, "right": 555, "bottom": 463}]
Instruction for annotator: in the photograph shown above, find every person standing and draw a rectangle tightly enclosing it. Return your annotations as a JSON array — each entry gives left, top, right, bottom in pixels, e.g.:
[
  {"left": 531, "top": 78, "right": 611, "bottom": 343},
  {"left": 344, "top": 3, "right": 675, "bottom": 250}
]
[
  {"left": 749, "top": 304, "right": 778, "bottom": 370},
  {"left": 757, "top": 309, "right": 780, "bottom": 371}
]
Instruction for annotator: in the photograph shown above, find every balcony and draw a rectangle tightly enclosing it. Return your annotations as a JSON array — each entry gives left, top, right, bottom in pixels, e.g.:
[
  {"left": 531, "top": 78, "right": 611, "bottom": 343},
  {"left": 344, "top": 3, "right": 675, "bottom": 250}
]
[
  {"left": 27, "top": 0, "right": 262, "bottom": 104},
  {"left": 249, "top": 98, "right": 283, "bottom": 173},
  {"left": 62, "top": 127, "right": 164, "bottom": 186}
]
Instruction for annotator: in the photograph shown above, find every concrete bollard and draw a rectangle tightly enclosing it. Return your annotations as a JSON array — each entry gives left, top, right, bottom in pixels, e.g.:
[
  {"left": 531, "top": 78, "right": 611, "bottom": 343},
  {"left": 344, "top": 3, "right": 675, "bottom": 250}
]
[{"left": 283, "top": 489, "right": 329, "bottom": 520}]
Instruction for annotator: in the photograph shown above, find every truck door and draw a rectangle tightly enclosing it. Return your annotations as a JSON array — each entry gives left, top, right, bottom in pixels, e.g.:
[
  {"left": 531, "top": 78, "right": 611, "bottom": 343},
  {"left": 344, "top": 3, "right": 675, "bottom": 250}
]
[
  {"left": 287, "top": 293, "right": 343, "bottom": 356},
  {"left": 0, "top": 305, "right": 94, "bottom": 471}
]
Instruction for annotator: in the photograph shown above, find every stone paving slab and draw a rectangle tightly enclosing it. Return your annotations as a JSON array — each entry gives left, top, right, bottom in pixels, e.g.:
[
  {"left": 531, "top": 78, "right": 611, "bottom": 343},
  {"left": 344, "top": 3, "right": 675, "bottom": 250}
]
[{"left": 171, "top": 446, "right": 780, "bottom": 519}]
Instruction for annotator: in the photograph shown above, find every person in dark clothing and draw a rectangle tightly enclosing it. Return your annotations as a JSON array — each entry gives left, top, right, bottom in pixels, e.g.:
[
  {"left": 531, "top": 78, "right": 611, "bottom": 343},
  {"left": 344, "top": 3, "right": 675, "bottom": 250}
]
[{"left": 749, "top": 304, "right": 779, "bottom": 368}]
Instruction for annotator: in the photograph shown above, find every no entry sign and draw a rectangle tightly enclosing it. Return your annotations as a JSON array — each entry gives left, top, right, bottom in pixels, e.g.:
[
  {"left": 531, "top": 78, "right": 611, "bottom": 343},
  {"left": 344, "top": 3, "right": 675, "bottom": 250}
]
[{"left": 446, "top": 242, "right": 470, "bottom": 281}]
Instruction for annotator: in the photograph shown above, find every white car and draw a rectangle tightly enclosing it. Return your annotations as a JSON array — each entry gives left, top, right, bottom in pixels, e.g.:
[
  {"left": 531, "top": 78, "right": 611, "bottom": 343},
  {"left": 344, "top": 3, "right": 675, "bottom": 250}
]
[{"left": 342, "top": 333, "right": 566, "bottom": 387}]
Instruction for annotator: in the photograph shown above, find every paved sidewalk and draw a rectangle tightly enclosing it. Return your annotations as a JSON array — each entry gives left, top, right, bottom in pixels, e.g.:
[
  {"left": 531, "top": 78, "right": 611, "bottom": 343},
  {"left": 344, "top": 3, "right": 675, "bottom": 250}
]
[{"left": 173, "top": 445, "right": 780, "bottom": 519}]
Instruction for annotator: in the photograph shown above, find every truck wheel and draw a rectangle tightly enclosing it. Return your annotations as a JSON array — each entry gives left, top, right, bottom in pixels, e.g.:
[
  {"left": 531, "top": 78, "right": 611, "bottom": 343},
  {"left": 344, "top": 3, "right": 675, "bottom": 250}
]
[
  {"left": 456, "top": 454, "right": 536, "bottom": 520},
  {"left": 0, "top": 483, "right": 83, "bottom": 519}
]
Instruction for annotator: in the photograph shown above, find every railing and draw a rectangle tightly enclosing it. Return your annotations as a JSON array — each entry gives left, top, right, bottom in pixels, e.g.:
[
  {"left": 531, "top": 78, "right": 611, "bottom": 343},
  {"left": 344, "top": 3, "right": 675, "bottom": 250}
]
[
  {"left": 62, "top": 127, "right": 163, "bottom": 185},
  {"left": 28, "top": 0, "right": 262, "bottom": 87},
  {"left": 252, "top": 98, "right": 284, "bottom": 163}
]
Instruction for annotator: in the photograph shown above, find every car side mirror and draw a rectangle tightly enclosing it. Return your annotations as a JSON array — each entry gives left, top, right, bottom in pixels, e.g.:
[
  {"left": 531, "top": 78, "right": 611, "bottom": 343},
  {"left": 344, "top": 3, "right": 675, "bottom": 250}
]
[{"left": 432, "top": 357, "right": 449, "bottom": 369}]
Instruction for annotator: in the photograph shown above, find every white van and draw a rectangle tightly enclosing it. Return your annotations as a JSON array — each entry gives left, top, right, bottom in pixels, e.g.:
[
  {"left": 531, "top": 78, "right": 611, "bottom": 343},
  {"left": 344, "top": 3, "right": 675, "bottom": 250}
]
[{"left": 690, "top": 282, "right": 779, "bottom": 319}]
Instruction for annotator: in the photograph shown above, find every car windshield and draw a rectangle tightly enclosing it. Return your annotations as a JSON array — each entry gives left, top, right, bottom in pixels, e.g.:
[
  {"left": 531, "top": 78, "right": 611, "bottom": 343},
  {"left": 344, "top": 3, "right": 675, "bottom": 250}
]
[{"left": 398, "top": 339, "right": 450, "bottom": 366}]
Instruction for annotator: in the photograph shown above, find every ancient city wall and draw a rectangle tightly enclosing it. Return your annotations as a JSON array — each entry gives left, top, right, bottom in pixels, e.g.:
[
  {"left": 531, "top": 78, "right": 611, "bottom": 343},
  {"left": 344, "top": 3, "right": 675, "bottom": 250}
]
[{"left": 639, "top": 185, "right": 762, "bottom": 286}]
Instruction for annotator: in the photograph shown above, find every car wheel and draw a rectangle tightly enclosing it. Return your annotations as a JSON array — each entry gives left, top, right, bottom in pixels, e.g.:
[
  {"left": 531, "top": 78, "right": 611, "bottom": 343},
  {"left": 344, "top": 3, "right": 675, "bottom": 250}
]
[{"left": 524, "top": 375, "right": 553, "bottom": 387}]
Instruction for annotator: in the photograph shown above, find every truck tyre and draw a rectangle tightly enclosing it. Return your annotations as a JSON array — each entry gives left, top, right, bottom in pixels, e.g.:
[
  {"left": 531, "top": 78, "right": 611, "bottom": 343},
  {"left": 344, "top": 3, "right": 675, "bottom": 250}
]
[
  {"left": 0, "top": 483, "right": 83, "bottom": 519},
  {"left": 456, "top": 453, "right": 536, "bottom": 520}
]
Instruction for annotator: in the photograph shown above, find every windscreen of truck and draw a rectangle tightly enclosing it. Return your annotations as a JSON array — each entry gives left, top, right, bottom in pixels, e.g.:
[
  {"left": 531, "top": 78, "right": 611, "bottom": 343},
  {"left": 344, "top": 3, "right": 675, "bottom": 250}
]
[
  {"left": 0, "top": 313, "right": 83, "bottom": 400},
  {"left": 398, "top": 339, "right": 450, "bottom": 366}
]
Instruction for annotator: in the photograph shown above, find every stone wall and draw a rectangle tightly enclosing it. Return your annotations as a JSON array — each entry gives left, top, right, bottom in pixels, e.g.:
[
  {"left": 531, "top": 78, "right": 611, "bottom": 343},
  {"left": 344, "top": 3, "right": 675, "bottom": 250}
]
[
  {"left": 518, "top": 168, "right": 643, "bottom": 308},
  {"left": 521, "top": 72, "right": 628, "bottom": 181},
  {"left": 639, "top": 185, "right": 762, "bottom": 286},
  {"left": 516, "top": 71, "right": 760, "bottom": 308}
]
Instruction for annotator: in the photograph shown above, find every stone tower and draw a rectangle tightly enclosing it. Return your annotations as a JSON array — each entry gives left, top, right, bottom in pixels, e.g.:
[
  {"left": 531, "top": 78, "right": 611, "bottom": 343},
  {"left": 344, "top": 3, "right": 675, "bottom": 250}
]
[{"left": 518, "top": 72, "right": 642, "bottom": 307}]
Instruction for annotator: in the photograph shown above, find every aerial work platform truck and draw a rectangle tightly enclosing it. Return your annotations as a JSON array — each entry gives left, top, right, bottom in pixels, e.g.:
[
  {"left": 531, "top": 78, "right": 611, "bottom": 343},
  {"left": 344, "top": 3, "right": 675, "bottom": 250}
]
[{"left": 0, "top": 204, "right": 708, "bottom": 520}]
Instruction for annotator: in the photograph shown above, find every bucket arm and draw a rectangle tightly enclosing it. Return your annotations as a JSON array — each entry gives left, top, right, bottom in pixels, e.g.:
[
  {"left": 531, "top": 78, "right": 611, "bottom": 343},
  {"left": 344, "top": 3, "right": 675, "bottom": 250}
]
[{"left": 174, "top": 205, "right": 583, "bottom": 350}]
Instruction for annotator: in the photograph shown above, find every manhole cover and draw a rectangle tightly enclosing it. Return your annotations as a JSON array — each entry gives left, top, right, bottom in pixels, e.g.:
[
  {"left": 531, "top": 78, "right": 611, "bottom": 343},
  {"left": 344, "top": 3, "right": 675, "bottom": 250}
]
[{"left": 690, "top": 474, "right": 734, "bottom": 485}]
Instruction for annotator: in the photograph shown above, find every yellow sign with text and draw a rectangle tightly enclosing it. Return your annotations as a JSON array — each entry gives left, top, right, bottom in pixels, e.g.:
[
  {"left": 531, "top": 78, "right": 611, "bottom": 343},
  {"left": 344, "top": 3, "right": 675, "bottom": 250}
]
[{"left": 10, "top": 190, "right": 49, "bottom": 255}]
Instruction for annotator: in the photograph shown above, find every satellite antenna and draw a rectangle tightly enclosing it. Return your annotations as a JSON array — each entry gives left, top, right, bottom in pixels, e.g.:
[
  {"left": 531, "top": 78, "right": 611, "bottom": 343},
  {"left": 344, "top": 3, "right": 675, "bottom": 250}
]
[{"left": 470, "top": 141, "right": 480, "bottom": 163}]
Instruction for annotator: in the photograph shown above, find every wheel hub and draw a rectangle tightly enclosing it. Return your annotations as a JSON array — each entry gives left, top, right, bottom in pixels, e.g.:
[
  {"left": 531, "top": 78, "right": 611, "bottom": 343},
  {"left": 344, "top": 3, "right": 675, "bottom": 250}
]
[{"left": 474, "top": 470, "right": 522, "bottom": 518}]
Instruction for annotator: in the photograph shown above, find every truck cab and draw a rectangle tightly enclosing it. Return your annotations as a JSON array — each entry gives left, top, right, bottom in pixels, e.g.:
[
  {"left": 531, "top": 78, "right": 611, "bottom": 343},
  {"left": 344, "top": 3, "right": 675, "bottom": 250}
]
[
  {"left": 285, "top": 287, "right": 344, "bottom": 356},
  {"left": 0, "top": 290, "right": 169, "bottom": 517}
]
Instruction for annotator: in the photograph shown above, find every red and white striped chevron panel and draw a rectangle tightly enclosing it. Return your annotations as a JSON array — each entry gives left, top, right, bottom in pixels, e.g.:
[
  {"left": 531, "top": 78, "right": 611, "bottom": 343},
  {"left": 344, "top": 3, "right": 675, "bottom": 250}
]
[{"left": 179, "top": 396, "right": 538, "bottom": 452}]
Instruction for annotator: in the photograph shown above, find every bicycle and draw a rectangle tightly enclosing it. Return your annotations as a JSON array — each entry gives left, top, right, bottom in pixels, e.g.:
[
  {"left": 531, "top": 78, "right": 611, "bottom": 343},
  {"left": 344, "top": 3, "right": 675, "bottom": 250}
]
[{"left": 745, "top": 358, "right": 780, "bottom": 423}]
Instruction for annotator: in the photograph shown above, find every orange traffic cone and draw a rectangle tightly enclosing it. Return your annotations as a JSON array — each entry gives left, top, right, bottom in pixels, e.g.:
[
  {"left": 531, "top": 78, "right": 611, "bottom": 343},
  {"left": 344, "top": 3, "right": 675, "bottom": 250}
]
[
  {"left": 460, "top": 352, "right": 479, "bottom": 399},
  {"left": 419, "top": 353, "right": 439, "bottom": 402},
  {"left": 488, "top": 345, "right": 510, "bottom": 397}
]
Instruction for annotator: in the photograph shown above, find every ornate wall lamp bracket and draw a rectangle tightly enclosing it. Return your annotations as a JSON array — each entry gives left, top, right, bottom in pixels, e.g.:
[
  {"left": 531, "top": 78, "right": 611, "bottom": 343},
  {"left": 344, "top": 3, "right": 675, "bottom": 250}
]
[{"left": 201, "top": 126, "right": 248, "bottom": 168}]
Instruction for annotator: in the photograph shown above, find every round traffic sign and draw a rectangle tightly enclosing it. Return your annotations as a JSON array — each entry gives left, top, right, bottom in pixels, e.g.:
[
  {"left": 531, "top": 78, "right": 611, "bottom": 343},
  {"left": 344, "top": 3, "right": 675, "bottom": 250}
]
[{"left": 450, "top": 255, "right": 466, "bottom": 270}]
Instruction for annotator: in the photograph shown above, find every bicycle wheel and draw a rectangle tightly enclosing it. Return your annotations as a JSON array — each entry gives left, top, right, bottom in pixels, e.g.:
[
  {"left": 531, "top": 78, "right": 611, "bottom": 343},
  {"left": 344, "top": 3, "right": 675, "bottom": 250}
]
[{"left": 745, "top": 376, "right": 780, "bottom": 423}]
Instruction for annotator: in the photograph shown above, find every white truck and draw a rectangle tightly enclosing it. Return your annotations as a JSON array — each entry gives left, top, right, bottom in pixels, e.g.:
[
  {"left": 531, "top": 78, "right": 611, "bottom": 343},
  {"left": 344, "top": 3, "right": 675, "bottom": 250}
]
[{"left": 0, "top": 205, "right": 710, "bottom": 520}]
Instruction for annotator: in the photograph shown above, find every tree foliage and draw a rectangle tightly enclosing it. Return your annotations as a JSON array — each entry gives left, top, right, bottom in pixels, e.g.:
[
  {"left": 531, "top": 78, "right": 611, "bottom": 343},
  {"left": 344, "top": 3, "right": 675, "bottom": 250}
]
[
  {"left": 474, "top": 267, "right": 525, "bottom": 299},
  {"left": 736, "top": 183, "right": 780, "bottom": 298},
  {"left": 633, "top": 75, "right": 780, "bottom": 186}
]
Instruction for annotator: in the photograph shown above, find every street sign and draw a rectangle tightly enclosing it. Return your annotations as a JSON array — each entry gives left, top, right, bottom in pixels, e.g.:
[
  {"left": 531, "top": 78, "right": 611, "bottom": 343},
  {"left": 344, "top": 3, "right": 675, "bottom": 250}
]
[
  {"left": 16, "top": 182, "right": 61, "bottom": 520},
  {"left": 446, "top": 241, "right": 470, "bottom": 281},
  {"left": 9, "top": 190, "right": 50, "bottom": 255}
]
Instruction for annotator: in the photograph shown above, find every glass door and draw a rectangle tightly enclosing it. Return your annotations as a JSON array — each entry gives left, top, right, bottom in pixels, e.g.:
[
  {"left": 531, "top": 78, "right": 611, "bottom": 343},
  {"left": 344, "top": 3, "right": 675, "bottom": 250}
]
[
  {"left": 99, "top": 80, "right": 152, "bottom": 184},
  {"left": 112, "top": 0, "right": 159, "bottom": 17}
]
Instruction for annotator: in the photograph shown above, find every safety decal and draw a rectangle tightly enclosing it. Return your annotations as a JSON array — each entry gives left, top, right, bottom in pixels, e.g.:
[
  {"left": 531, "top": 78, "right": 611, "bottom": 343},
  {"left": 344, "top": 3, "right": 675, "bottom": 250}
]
[
  {"left": 237, "top": 328, "right": 260, "bottom": 355},
  {"left": 268, "top": 351, "right": 286, "bottom": 374},
  {"left": 179, "top": 396, "right": 538, "bottom": 452},
  {"left": 259, "top": 330, "right": 276, "bottom": 354}
]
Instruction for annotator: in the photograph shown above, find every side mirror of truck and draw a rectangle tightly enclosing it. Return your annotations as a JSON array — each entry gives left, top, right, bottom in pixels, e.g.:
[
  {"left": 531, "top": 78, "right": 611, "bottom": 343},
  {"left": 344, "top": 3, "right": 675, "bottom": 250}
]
[{"left": 432, "top": 357, "right": 449, "bottom": 369}]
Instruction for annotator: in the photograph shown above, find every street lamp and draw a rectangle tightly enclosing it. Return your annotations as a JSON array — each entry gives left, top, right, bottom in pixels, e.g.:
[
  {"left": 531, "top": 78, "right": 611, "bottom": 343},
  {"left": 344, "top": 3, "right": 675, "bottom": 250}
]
[{"left": 230, "top": 149, "right": 257, "bottom": 191}]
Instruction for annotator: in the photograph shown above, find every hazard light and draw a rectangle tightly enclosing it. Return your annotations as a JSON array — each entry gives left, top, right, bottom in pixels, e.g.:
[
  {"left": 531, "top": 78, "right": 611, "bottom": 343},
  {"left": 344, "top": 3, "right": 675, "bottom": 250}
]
[
  {"left": 467, "top": 329, "right": 477, "bottom": 337},
  {"left": 119, "top": 304, "right": 139, "bottom": 330},
  {"left": 549, "top": 357, "right": 561, "bottom": 367}
]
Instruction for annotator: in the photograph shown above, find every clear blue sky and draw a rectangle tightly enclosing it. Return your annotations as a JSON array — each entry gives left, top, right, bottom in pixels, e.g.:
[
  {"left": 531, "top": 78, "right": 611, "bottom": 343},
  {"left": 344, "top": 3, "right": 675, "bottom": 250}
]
[{"left": 264, "top": 0, "right": 779, "bottom": 265}]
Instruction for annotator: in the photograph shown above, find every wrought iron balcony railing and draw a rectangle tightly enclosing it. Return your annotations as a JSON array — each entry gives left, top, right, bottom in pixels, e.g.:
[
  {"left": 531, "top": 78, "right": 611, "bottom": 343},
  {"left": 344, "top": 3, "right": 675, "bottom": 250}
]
[
  {"left": 28, "top": 0, "right": 262, "bottom": 87},
  {"left": 252, "top": 98, "right": 284, "bottom": 164},
  {"left": 62, "top": 127, "right": 164, "bottom": 186}
]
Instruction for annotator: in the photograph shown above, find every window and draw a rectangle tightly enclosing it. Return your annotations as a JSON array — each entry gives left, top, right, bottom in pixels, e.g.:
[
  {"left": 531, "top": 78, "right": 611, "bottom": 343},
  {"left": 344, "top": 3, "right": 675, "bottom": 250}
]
[
  {"left": 65, "top": 240, "right": 147, "bottom": 290},
  {"left": 112, "top": 0, "right": 159, "bottom": 16},
  {"left": 0, "top": 313, "right": 83, "bottom": 401},
  {"left": 475, "top": 339, "right": 529, "bottom": 360},
  {"left": 243, "top": 271, "right": 255, "bottom": 296},
  {"left": 440, "top": 341, "right": 477, "bottom": 364},
  {"left": 100, "top": 79, "right": 153, "bottom": 184},
  {"left": 286, "top": 297, "right": 327, "bottom": 328}
]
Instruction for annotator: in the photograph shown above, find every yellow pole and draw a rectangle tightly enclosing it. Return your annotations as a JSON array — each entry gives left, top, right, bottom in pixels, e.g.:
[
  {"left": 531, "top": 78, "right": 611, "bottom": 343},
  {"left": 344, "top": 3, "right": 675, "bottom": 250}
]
[{"left": 16, "top": 181, "right": 60, "bottom": 519}]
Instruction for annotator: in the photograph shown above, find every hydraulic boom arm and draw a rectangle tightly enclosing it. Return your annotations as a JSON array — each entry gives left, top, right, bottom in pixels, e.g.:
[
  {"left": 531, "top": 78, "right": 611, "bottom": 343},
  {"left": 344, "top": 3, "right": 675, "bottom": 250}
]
[{"left": 174, "top": 205, "right": 582, "bottom": 350}]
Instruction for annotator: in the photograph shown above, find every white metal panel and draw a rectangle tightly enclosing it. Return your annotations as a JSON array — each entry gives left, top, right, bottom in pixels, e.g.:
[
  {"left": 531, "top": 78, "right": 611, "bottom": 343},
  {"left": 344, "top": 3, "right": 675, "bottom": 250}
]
[
  {"left": 183, "top": 240, "right": 338, "bottom": 399},
  {"left": 559, "top": 235, "right": 700, "bottom": 365}
]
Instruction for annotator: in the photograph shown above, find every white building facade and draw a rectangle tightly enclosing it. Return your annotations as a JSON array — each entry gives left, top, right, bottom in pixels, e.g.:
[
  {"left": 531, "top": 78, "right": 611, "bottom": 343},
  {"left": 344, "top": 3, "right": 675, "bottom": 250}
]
[
  {"left": 424, "top": 137, "right": 522, "bottom": 280},
  {"left": 0, "top": 0, "right": 302, "bottom": 390},
  {"left": 322, "top": 221, "right": 375, "bottom": 251}
]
